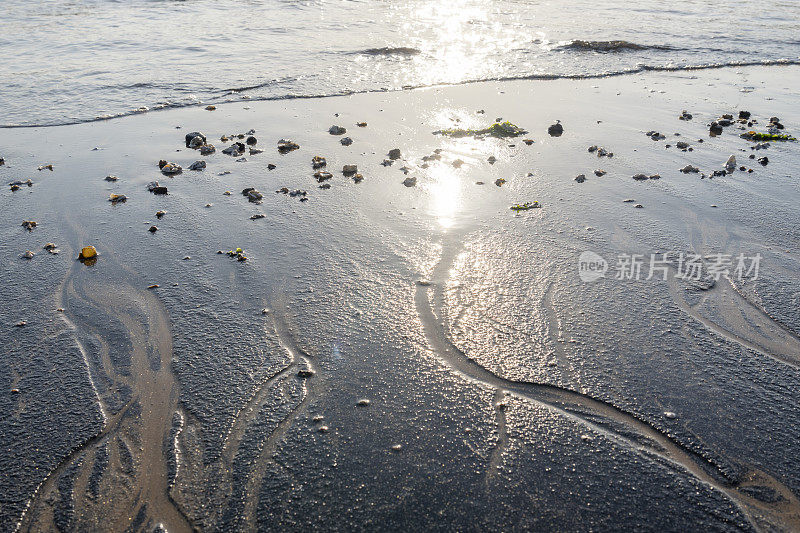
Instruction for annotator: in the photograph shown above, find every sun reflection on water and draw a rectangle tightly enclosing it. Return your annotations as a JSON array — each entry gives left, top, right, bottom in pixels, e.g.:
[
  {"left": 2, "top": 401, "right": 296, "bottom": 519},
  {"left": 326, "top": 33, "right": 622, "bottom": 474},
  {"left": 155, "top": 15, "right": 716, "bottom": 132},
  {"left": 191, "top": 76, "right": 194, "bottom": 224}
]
[{"left": 427, "top": 161, "right": 462, "bottom": 229}]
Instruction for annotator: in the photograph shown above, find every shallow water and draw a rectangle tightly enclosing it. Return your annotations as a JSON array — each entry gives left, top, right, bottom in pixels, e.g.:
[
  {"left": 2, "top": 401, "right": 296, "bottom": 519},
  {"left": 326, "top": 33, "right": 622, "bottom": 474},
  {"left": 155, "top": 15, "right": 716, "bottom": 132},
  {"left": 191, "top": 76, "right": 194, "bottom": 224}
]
[{"left": 1, "top": 0, "right": 799, "bottom": 127}]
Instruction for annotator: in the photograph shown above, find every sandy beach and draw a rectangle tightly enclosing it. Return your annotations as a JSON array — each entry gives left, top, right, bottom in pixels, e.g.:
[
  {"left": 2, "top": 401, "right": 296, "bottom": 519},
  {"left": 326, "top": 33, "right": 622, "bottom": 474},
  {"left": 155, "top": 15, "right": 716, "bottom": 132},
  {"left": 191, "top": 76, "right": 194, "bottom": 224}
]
[{"left": 2, "top": 64, "right": 800, "bottom": 531}]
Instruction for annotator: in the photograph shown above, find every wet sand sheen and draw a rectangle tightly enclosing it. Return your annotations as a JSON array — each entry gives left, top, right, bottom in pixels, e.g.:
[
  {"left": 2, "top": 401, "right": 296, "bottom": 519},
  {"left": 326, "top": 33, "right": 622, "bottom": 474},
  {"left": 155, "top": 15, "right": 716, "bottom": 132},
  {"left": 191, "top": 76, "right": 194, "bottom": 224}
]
[
  {"left": 415, "top": 232, "right": 800, "bottom": 531},
  {"left": 18, "top": 254, "right": 192, "bottom": 531}
]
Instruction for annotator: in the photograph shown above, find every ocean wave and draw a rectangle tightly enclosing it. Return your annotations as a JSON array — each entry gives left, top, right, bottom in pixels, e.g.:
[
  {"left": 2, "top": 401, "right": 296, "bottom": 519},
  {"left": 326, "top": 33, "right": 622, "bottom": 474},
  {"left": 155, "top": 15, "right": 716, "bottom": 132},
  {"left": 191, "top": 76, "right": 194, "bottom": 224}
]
[
  {"left": 556, "top": 40, "right": 675, "bottom": 52},
  {"left": 354, "top": 47, "right": 421, "bottom": 57},
  {"left": 3, "top": 58, "right": 798, "bottom": 129}
]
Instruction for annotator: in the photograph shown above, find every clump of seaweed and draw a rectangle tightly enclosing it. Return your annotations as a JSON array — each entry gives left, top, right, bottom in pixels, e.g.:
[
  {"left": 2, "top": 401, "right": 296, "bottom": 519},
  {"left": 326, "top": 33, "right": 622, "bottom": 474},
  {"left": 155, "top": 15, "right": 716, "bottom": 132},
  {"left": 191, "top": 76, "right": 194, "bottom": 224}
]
[
  {"left": 510, "top": 201, "right": 541, "bottom": 211},
  {"left": 740, "top": 131, "right": 796, "bottom": 142},
  {"left": 435, "top": 121, "right": 528, "bottom": 138}
]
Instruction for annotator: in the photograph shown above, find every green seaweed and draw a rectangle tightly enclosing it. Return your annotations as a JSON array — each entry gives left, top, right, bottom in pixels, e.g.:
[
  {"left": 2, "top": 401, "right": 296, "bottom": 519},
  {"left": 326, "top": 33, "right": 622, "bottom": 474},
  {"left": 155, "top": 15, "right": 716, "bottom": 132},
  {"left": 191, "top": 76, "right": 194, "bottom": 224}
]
[
  {"left": 510, "top": 201, "right": 541, "bottom": 211},
  {"left": 740, "top": 131, "right": 796, "bottom": 142},
  {"left": 435, "top": 121, "right": 528, "bottom": 138}
]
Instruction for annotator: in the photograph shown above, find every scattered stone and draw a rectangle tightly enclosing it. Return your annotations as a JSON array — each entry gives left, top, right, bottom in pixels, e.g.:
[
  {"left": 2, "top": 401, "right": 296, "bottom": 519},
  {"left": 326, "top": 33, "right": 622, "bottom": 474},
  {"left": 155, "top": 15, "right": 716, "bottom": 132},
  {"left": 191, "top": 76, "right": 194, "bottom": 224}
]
[
  {"left": 185, "top": 132, "right": 206, "bottom": 148},
  {"left": 149, "top": 226, "right": 158, "bottom": 233},
  {"left": 402, "top": 176, "right": 417, "bottom": 187},
  {"left": 649, "top": 174, "right": 661, "bottom": 180},
  {"left": 588, "top": 145, "right": 598, "bottom": 153},
  {"left": 352, "top": 173, "right": 364, "bottom": 183},
  {"left": 298, "top": 369, "right": 314, "bottom": 378},
  {"left": 318, "top": 426, "right": 329, "bottom": 433},
  {"left": 277, "top": 139, "right": 300, "bottom": 153},
  {"left": 388, "top": 148, "right": 401, "bottom": 160},
  {"left": 148, "top": 181, "right": 168, "bottom": 194},
  {"left": 188, "top": 160, "right": 206, "bottom": 171},
  {"left": 356, "top": 122, "right": 367, "bottom": 127},
  {"left": 147, "top": 284, "right": 160, "bottom": 289},
  {"left": 664, "top": 411, "right": 677, "bottom": 419},
  {"left": 632, "top": 174, "right": 649, "bottom": 181},
  {"left": 452, "top": 159, "right": 464, "bottom": 168},
  {"left": 634, "top": 204, "right": 644, "bottom": 208},
  {"left": 680, "top": 165, "right": 700, "bottom": 174},
  {"left": 575, "top": 174, "right": 586, "bottom": 183},
  {"left": 646, "top": 131, "right": 665, "bottom": 141},
  {"left": 37, "top": 164, "right": 53, "bottom": 171},
  {"left": 79, "top": 246, "right": 97, "bottom": 260},
  {"left": 236, "top": 157, "right": 247, "bottom": 163},
  {"left": 676, "top": 141, "right": 690, "bottom": 150},
  {"left": 246, "top": 136, "right": 257, "bottom": 146},
  {"left": 222, "top": 143, "right": 245, "bottom": 156},
  {"left": 547, "top": 121, "right": 563, "bottom": 137},
  {"left": 356, "top": 399, "right": 371, "bottom": 407},
  {"left": 249, "top": 148, "right": 263, "bottom": 155},
  {"left": 679, "top": 110, "right": 693, "bottom": 120},
  {"left": 156, "top": 211, "right": 166, "bottom": 219},
  {"left": 725, "top": 155, "right": 737, "bottom": 173},
  {"left": 109, "top": 193, "right": 127, "bottom": 204},
  {"left": 250, "top": 214, "right": 265, "bottom": 220},
  {"left": 205, "top": 105, "right": 216, "bottom": 111},
  {"left": 21, "top": 250, "right": 35, "bottom": 260},
  {"left": 267, "top": 163, "right": 277, "bottom": 170},
  {"left": 329, "top": 125, "right": 347, "bottom": 135},
  {"left": 487, "top": 156, "right": 497, "bottom": 164},
  {"left": 594, "top": 170, "right": 606, "bottom": 177},
  {"left": 738, "top": 111, "right": 751, "bottom": 120},
  {"left": 10, "top": 184, "right": 20, "bottom": 191},
  {"left": 44, "top": 243, "right": 59, "bottom": 254},
  {"left": 495, "top": 178, "right": 506, "bottom": 187},
  {"left": 319, "top": 183, "right": 331, "bottom": 190},
  {"left": 758, "top": 156, "right": 769, "bottom": 166},
  {"left": 390, "top": 444, "right": 403, "bottom": 452},
  {"left": 381, "top": 159, "right": 393, "bottom": 167},
  {"left": 200, "top": 144, "right": 216, "bottom": 155},
  {"left": 342, "top": 164, "right": 358, "bottom": 175},
  {"left": 160, "top": 162, "right": 182, "bottom": 175},
  {"left": 104, "top": 175, "right": 119, "bottom": 182},
  {"left": 623, "top": 199, "right": 635, "bottom": 203},
  {"left": 314, "top": 171, "right": 333, "bottom": 182},
  {"left": 312, "top": 156, "right": 327, "bottom": 169},
  {"left": 246, "top": 189, "right": 263, "bottom": 203},
  {"left": 523, "top": 139, "right": 534, "bottom": 145},
  {"left": 340, "top": 137, "right": 353, "bottom": 146},
  {"left": 709, "top": 122, "right": 723, "bottom": 135},
  {"left": 14, "top": 321, "right": 26, "bottom": 327},
  {"left": 21, "top": 220, "right": 37, "bottom": 231}
]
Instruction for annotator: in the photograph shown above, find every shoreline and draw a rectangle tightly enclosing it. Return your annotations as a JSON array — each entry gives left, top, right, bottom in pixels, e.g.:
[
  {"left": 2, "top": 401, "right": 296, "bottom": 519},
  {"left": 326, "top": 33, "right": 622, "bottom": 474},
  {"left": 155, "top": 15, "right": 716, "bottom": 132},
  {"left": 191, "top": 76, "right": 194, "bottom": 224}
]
[{"left": 3, "top": 59, "right": 800, "bottom": 129}]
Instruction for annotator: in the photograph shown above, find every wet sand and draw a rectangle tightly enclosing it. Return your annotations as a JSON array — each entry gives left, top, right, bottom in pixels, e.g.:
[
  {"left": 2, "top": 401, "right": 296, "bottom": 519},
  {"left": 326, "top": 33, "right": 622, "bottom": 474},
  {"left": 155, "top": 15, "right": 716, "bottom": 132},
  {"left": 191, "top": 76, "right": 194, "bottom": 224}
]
[{"left": 2, "top": 65, "right": 800, "bottom": 531}]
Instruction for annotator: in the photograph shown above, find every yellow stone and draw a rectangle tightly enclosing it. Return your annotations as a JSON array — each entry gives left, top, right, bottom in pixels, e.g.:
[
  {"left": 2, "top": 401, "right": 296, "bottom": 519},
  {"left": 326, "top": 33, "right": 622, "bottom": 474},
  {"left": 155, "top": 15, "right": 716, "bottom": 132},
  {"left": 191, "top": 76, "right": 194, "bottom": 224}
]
[{"left": 80, "top": 246, "right": 97, "bottom": 260}]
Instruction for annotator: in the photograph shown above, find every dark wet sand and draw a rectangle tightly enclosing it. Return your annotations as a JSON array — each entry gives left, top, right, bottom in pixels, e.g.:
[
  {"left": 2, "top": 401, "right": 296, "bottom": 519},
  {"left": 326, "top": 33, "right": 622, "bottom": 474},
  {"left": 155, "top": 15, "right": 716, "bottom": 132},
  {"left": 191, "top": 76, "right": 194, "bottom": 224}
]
[{"left": 2, "top": 65, "right": 800, "bottom": 531}]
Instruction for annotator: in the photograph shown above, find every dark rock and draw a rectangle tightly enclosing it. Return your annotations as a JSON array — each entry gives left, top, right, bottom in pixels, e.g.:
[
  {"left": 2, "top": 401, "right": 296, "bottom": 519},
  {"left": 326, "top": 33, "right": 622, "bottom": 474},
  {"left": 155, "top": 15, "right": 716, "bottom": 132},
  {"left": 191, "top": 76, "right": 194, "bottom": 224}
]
[
  {"left": 709, "top": 122, "right": 723, "bottom": 135},
  {"left": 188, "top": 160, "right": 206, "bottom": 171},
  {"left": 246, "top": 136, "right": 257, "bottom": 146},
  {"left": 575, "top": 174, "right": 586, "bottom": 183},
  {"left": 547, "top": 121, "right": 563, "bottom": 137},
  {"left": 758, "top": 157, "right": 769, "bottom": 166},
  {"left": 185, "top": 132, "right": 206, "bottom": 148},
  {"left": 388, "top": 148, "right": 401, "bottom": 160},
  {"left": 738, "top": 111, "right": 751, "bottom": 120}
]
